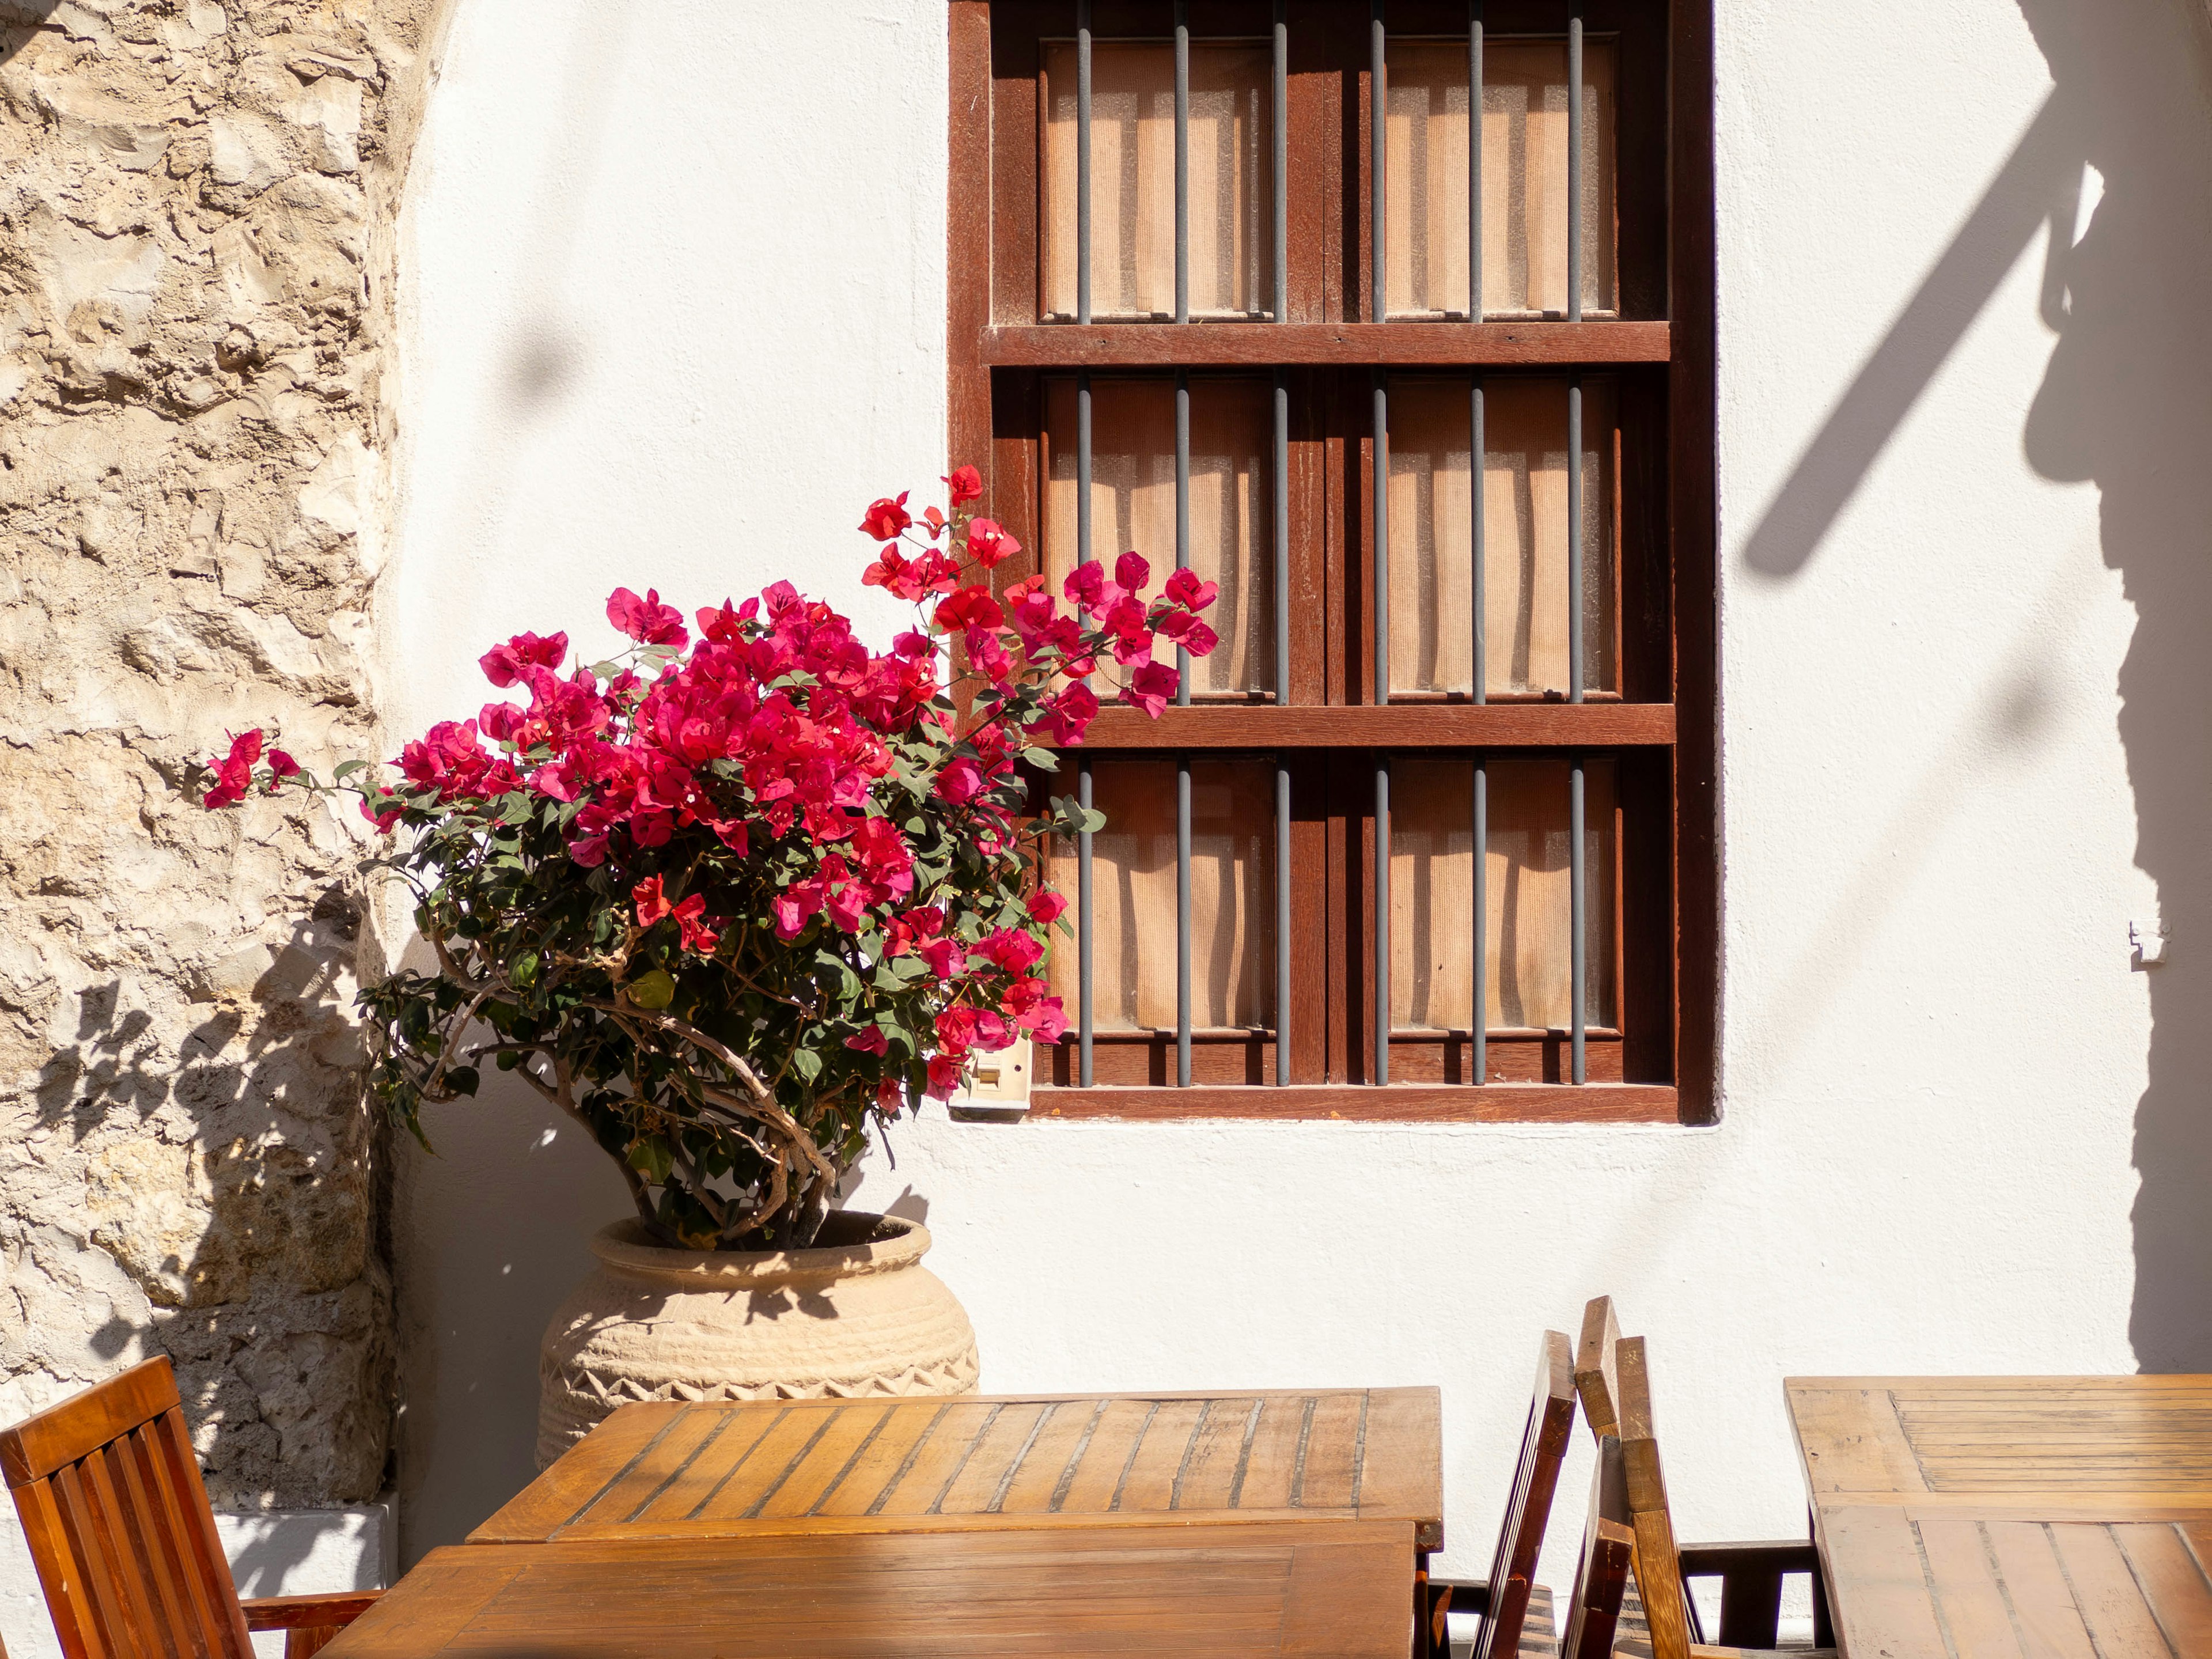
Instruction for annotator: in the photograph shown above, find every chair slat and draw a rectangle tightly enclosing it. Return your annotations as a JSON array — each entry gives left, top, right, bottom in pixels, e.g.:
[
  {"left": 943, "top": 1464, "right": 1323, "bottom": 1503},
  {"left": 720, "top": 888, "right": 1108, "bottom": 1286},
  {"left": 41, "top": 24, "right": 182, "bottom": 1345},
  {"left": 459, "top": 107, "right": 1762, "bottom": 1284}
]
[
  {"left": 146, "top": 1407, "right": 255, "bottom": 1658},
  {"left": 86, "top": 1443, "right": 184, "bottom": 1658},
  {"left": 14, "top": 1475, "right": 104, "bottom": 1659},
  {"left": 110, "top": 1426, "right": 213, "bottom": 1659},
  {"left": 1559, "top": 1437, "right": 1635, "bottom": 1659},
  {"left": 1469, "top": 1332, "right": 1577, "bottom": 1659},
  {"left": 52, "top": 1457, "right": 142, "bottom": 1659},
  {"left": 135, "top": 1418, "right": 238, "bottom": 1655}
]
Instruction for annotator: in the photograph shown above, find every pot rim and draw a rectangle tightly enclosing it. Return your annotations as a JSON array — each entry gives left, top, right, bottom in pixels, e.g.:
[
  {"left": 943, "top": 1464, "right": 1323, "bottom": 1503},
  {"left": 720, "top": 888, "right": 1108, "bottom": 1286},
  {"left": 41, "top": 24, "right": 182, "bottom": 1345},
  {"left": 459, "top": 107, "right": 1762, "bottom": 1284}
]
[{"left": 589, "top": 1211, "right": 931, "bottom": 1287}]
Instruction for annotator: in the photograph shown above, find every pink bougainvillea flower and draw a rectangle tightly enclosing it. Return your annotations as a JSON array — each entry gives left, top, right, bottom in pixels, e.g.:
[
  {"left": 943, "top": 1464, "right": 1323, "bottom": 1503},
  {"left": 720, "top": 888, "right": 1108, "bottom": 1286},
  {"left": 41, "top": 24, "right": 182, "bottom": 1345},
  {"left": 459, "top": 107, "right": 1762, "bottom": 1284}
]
[
  {"left": 359, "top": 793, "right": 402, "bottom": 834},
  {"left": 478, "top": 701, "right": 527, "bottom": 743},
  {"left": 843, "top": 1025, "right": 890, "bottom": 1055},
  {"left": 918, "top": 937, "right": 968, "bottom": 980},
  {"left": 1062, "top": 559, "right": 1105, "bottom": 611},
  {"left": 202, "top": 728, "right": 264, "bottom": 809},
  {"left": 1113, "top": 551, "right": 1150, "bottom": 594},
  {"left": 933, "top": 756, "right": 985, "bottom": 805},
  {"left": 933, "top": 585, "right": 1003, "bottom": 631},
  {"left": 965, "top": 518, "right": 1020, "bottom": 568},
  {"left": 1165, "top": 567, "right": 1218, "bottom": 611},
  {"left": 925, "top": 1052, "right": 967, "bottom": 1100},
  {"left": 479, "top": 630, "right": 569, "bottom": 688},
  {"left": 942, "top": 464, "right": 984, "bottom": 505},
  {"left": 1029, "top": 890, "right": 1068, "bottom": 925},
  {"left": 607, "top": 588, "right": 688, "bottom": 648},
  {"left": 632, "top": 874, "right": 672, "bottom": 926},
  {"left": 977, "top": 928, "right": 1044, "bottom": 974},
  {"left": 1120, "top": 661, "right": 1179, "bottom": 719},
  {"left": 858, "top": 491, "right": 912, "bottom": 541}
]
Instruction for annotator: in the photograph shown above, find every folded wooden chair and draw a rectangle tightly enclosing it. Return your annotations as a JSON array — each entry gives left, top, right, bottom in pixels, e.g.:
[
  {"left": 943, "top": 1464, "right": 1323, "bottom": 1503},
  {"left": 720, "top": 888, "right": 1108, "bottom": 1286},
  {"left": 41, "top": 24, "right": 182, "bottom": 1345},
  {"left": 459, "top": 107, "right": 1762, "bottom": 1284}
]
[
  {"left": 1575, "top": 1298, "right": 1835, "bottom": 1659},
  {"left": 0, "top": 1356, "right": 380, "bottom": 1659},
  {"left": 1419, "top": 1332, "right": 1576, "bottom": 1658}
]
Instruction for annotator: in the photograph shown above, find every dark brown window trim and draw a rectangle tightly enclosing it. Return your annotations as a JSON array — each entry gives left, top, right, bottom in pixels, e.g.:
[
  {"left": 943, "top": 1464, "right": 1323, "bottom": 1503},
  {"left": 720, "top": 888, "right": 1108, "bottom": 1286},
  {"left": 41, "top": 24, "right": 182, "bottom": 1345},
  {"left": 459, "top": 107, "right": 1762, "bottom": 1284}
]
[{"left": 945, "top": 0, "right": 1716, "bottom": 1126}]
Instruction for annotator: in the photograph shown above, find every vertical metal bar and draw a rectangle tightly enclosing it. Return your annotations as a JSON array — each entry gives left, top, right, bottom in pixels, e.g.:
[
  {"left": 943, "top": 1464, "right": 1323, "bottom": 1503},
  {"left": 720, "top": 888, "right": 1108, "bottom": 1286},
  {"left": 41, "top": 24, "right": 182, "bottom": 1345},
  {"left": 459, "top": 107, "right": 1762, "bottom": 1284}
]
[
  {"left": 1174, "top": 0, "right": 1190, "bottom": 324},
  {"left": 1566, "top": 0, "right": 1582, "bottom": 323},
  {"left": 1373, "top": 373, "right": 1388, "bottom": 703},
  {"left": 1472, "top": 755, "right": 1487, "bottom": 1085},
  {"left": 1275, "top": 759, "right": 1291, "bottom": 1086},
  {"left": 1077, "top": 370, "right": 1094, "bottom": 1089},
  {"left": 1370, "top": 0, "right": 1386, "bottom": 321},
  {"left": 1273, "top": 0, "right": 1288, "bottom": 321},
  {"left": 1567, "top": 372, "right": 1583, "bottom": 703},
  {"left": 1079, "top": 756, "right": 1094, "bottom": 1087},
  {"left": 1175, "top": 371, "right": 1192, "bottom": 706},
  {"left": 1374, "top": 758, "right": 1391, "bottom": 1086},
  {"left": 1274, "top": 370, "right": 1290, "bottom": 702},
  {"left": 1177, "top": 755, "right": 1193, "bottom": 1086},
  {"left": 1078, "top": 370, "right": 1095, "bottom": 658},
  {"left": 1471, "top": 376, "right": 1485, "bottom": 703},
  {"left": 1570, "top": 755, "right": 1586, "bottom": 1084},
  {"left": 1468, "top": 0, "right": 1483, "bottom": 321},
  {"left": 1078, "top": 0, "right": 1093, "bottom": 324}
]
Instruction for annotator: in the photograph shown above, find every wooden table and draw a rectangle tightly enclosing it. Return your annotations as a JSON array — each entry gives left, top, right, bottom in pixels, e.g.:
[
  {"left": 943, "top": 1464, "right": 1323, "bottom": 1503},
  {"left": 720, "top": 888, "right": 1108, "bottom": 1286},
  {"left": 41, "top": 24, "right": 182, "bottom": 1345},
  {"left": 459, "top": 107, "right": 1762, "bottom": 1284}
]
[
  {"left": 322, "top": 1521, "right": 1415, "bottom": 1657},
  {"left": 1787, "top": 1374, "right": 2212, "bottom": 1657},
  {"left": 473, "top": 1388, "right": 1444, "bottom": 1552}
]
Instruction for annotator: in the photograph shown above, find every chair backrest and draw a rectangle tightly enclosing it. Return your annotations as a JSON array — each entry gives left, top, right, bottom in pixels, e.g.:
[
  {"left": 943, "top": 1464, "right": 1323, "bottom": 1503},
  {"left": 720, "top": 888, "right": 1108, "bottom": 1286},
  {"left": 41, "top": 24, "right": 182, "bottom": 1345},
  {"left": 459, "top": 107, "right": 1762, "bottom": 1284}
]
[
  {"left": 0, "top": 1356, "right": 254, "bottom": 1659},
  {"left": 1556, "top": 1434, "right": 1637, "bottom": 1659},
  {"left": 1573, "top": 1298, "right": 1696, "bottom": 1659},
  {"left": 1573, "top": 1295, "right": 1621, "bottom": 1440},
  {"left": 1467, "top": 1331, "right": 1578, "bottom": 1659}
]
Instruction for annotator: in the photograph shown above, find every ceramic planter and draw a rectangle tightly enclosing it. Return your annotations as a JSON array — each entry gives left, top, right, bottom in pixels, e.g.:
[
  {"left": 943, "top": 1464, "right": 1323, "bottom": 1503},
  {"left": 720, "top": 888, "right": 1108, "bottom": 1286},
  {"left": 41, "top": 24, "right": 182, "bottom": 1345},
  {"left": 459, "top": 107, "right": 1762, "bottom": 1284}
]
[{"left": 536, "top": 1211, "right": 979, "bottom": 1467}]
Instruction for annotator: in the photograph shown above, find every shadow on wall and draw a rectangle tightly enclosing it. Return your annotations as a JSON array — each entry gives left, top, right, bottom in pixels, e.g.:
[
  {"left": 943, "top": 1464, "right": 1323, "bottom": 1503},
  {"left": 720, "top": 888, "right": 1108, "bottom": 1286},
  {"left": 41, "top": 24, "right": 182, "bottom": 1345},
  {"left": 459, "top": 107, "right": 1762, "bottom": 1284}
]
[
  {"left": 0, "top": 3, "right": 58, "bottom": 63},
  {"left": 1742, "top": 0, "right": 2212, "bottom": 1369},
  {"left": 32, "top": 888, "right": 393, "bottom": 1510},
  {"left": 392, "top": 1069, "right": 629, "bottom": 1569}
]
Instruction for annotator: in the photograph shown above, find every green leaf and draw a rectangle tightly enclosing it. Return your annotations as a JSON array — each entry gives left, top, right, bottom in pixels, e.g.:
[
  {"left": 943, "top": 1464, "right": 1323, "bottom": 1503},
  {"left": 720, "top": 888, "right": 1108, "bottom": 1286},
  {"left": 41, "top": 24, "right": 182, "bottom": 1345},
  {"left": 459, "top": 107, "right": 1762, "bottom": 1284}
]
[
  {"left": 790, "top": 1047, "right": 824, "bottom": 1084},
  {"left": 512, "top": 951, "right": 540, "bottom": 988},
  {"left": 626, "top": 1135, "right": 675, "bottom": 1184},
  {"left": 446, "top": 1066, "right": 480, "bottom": 1097},
  {"left": 628, "top": 969, "right": 677, "bottom": 1010}
]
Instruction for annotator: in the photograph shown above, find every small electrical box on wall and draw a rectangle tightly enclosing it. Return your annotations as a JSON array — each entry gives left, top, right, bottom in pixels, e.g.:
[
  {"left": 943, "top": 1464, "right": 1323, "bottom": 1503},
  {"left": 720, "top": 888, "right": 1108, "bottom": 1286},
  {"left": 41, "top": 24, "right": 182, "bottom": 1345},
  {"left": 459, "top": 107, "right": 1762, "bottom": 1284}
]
[
  {"left": 2131, "top": 919, "right": 2169, "bottom": 969},
  {"left": 949, "top": 1039, "right": 1032, "bottom": 1121}
]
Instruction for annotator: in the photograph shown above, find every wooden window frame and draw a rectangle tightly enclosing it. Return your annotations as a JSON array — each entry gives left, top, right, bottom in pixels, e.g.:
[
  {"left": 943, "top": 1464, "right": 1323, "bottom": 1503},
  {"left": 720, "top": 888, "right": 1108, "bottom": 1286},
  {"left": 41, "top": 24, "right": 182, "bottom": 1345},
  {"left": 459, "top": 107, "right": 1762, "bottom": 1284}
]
[{"left": 948, "top": 0, "right": 1715, "bottom": 1124}]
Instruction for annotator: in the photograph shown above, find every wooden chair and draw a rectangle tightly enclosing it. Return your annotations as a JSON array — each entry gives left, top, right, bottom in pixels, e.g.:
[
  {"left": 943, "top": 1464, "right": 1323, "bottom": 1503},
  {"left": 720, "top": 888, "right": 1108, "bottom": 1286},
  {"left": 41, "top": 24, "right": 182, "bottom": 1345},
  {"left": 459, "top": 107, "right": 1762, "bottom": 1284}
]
[
  {"left": 0, "top": 1357, "right": 380, "bottom": 1659},
  {"left": 1574, "top": 1298, "right": 1835, "bottom": 1659},
  {"left": 1421, "top": 1332, "right": 1576, "bottom": 1658},
  {"left": 1554, "top": 1434, "right": 1638, "bottom": 1659}
]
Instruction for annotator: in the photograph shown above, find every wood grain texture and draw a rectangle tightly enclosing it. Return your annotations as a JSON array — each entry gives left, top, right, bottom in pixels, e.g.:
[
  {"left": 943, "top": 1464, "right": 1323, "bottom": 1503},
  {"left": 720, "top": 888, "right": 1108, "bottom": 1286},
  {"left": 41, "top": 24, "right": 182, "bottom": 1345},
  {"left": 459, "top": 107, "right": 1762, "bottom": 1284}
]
[
  {"left": 1070, "top": 702, "right": 1676, "bottom": 749},
  {"left": 326, "top": 1525, "right": 1415, "bottom": 1659},
  {"left": 981, "top": 321, "right": 1673, "bottom": 366},
  {"left": 0, "top": 1358, "right": 374, "bottom": 1659},
  {"left": 1791, "top": 1376, "right": 2212, "bottom": 1657},
  {"left": 473, "top": 1388, "right": 1445, "bottom": 1554},
  {"left": 1028, "top": 1083, "right": 1679, "bottom": 1122}
]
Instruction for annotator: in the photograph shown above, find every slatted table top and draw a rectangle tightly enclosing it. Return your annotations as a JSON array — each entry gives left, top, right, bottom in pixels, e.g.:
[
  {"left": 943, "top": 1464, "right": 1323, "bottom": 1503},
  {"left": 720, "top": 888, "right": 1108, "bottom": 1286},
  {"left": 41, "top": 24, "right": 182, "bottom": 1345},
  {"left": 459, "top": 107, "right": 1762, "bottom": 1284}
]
[
  {"left": 472, "top": 1388, "right": 1444, "bottom": 1551},
  {"left": 324, "top": 1522, "right": 1416, "bottom": 1658},
  {"left": 1787, "top": 1375, "right": 2212, "bottom": 1657}
]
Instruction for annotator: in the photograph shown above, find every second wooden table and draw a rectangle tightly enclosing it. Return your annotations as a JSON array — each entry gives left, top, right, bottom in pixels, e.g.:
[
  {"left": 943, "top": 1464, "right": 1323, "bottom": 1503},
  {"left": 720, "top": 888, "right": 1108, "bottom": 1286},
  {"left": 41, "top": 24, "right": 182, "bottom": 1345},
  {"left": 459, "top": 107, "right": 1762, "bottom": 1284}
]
[{"left": 474, "top": 1388, "right": 1443, "bottom": 1551}]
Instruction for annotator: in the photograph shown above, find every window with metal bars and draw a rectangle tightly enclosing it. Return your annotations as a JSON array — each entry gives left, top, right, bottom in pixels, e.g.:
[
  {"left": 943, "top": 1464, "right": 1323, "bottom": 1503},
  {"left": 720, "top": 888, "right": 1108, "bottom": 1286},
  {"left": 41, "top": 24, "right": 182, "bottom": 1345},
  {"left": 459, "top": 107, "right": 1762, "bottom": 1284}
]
[{"left": 948, "top": 0, "right": 1714, "bottom": 1123}]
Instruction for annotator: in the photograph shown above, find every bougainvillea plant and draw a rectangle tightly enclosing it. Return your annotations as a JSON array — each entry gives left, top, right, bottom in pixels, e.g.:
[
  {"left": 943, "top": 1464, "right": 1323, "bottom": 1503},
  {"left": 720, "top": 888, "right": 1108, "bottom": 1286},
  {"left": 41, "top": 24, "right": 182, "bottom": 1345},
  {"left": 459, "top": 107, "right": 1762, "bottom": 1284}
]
[{"left": 201, "top": 468, "right": 1216, "bottom": 1249}]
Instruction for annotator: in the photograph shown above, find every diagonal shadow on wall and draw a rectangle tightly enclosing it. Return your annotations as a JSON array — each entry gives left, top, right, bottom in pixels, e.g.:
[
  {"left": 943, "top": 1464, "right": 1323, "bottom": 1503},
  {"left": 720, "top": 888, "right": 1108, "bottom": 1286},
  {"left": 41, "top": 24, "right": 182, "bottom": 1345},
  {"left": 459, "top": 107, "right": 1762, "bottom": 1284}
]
[{"left": 1740, "top": 0, "right": 2212, "bottom": 1371}]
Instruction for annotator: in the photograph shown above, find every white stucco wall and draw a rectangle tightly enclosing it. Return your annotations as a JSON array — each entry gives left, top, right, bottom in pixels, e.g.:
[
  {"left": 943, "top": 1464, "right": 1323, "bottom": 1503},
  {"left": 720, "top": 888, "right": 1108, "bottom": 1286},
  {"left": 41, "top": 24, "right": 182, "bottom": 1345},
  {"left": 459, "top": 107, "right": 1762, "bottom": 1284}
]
[{"left": 386, "top": 0, "right": 2212, "bottom": 1592}]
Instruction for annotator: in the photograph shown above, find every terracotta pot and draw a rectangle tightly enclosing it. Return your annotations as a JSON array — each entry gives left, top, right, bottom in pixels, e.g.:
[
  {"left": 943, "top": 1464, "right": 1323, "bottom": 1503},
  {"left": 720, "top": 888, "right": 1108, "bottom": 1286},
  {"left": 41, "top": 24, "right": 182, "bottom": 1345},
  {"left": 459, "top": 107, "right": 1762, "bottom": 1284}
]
[{"left": 536, "top": 1211, "right": 979, "bottom": 1467}]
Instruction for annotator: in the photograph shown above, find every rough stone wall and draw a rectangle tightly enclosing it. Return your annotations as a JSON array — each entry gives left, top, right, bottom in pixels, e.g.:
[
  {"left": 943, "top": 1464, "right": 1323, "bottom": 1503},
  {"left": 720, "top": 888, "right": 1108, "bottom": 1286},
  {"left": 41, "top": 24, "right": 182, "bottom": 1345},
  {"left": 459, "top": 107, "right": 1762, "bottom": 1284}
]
[{"left": 0, "top": 0, "right": 443, "bottom": 1508}]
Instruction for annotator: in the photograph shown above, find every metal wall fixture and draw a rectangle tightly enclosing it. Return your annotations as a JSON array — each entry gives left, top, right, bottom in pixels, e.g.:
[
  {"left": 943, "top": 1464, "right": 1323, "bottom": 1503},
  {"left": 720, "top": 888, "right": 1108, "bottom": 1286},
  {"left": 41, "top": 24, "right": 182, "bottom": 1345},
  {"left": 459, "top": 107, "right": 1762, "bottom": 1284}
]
[{"left": 1059, "top": 0, "right": 1593, "bottom": 1090}]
